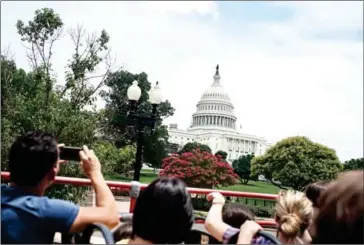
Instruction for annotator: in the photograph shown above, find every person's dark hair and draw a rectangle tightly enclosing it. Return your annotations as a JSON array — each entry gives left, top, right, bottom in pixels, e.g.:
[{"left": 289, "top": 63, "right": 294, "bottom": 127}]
[
  {"left": 312, "top": 171, "right": 364, "bottom": 244},
  {"left": 132, "top": 177, "right": 194, "bottom": 244},
  {"left": 8, "top": 131, "right": 58, "bottom": 186},
  {"left": 222, "top": 203, "right": 254, "bottom": 229},
  {"left": 222, "top": 203, "right": 254, "bottom": 244},
  {"left": 304, "top": 181, "right": 328, "bottom": 208},
  {"left": 114, "top": 221, "right": 133, "bottom": 242}
]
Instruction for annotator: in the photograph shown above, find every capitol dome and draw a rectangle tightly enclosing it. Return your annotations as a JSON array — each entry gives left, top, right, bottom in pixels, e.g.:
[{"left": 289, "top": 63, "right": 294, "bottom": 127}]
[{"left": 189, "top": 65, "right": 237, "bottom": 132}]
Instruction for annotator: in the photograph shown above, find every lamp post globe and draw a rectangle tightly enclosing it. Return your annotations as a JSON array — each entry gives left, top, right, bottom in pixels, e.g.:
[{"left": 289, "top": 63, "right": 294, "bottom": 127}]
[
  {"left": 127, "top": 81, "right": 142, "bottom": 101},
  {"left": 148, "top": 81, "right": 162, "bottom": 105}
]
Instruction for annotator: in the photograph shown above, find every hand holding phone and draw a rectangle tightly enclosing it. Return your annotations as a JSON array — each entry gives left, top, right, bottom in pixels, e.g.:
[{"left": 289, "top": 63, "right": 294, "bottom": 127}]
[
  {"left": 59, "top": 146, "right": 82, "bottom": 161},
  {"left": 79, "top": 145, "right": 102, "bottom": 178}
]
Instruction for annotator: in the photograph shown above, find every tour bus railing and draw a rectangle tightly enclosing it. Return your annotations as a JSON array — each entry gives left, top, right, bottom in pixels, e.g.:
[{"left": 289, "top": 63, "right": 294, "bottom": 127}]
[{"left": 0, "top": 171, "right": 277, "bottom": 228}]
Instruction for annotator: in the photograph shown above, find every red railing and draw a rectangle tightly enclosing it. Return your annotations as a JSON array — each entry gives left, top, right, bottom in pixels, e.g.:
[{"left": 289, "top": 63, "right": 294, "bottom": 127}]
[{"left": 1, "top": 171, "right": 277, "bottom": 227}]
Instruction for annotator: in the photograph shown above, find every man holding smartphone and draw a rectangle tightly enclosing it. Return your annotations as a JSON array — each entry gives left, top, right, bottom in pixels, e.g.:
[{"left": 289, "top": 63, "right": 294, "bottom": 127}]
[{"left": 1, "top": 131, "right": 119, "bottom": 243}]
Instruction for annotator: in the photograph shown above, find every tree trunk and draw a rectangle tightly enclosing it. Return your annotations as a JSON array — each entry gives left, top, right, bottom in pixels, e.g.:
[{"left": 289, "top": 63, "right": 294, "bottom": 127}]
[
  {"left": 268, "top": 179, "right": 288, "bottom": 190},
  {"left": 240, "top": 178, "right": 249, "bottom": 185}
]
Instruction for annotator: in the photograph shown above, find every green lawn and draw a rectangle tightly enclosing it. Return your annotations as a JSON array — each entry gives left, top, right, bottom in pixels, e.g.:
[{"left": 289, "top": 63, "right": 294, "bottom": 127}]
[
  {"left": 219, "top": 181, "right": 280, "bottom": 194},
  {"left": 105, "top": 172, "right": 280, "bottom": 195},
  {"left": 106, "top": 172, "right": 158, "bottom": 184}
]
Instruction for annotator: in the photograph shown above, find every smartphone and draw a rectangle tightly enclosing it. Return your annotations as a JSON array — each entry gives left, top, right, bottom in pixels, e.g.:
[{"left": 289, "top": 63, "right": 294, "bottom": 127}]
[{"left": 59, "top": 146, "right": 82, "bottom": 161}]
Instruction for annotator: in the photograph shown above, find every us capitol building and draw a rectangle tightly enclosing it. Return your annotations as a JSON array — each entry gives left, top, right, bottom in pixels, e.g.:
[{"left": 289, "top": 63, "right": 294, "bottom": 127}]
[{"left": 167, "top": 65, "right": 270, "bottom": 163}]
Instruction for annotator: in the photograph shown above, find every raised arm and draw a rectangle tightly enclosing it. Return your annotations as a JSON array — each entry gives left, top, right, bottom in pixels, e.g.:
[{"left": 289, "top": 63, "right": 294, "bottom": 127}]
[
  {"left": 204, "top": 192, "right": 232, "bottom": 242},
  {"left": 69, "top": 146, "right": 119, "bottom": 233}
]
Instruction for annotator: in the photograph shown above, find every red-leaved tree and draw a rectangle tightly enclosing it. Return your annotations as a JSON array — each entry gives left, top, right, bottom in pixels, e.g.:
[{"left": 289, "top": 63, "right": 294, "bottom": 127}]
[{"left": 159, "top": 149, "right": 238, "bottom": 188}]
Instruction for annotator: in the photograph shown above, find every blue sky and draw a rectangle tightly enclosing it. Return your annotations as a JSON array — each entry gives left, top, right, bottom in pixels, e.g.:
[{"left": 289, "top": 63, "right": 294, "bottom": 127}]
[
  {"left": 1, "top": 1, "right": 363, "bottom": 161},
  {"left": 218, "top": 1, "right": 294, "bottom": 22}
]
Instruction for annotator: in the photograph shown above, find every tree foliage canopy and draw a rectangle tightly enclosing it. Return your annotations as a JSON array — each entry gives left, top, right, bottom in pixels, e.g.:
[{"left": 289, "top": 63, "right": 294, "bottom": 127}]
[
  {"left": 92, "top": 141, "right": 135, "bottom": 177},
  {"left": 215, "top": 150, "right": 228, "bottom": 160},
  {"left": 232, "top": 154, "right": 255, "bottom": 184},
  {"left": 1, "top": 8, "right": 115, "bottom": 203},
  {"left": 251, "top": 136, "right": 343, "bottom": 190},
  {"left": 178, "top": 142, "right": 212, "bottom": 154},
  {"left": 343, "top": 158, "right": 364, "bottom": 171}
]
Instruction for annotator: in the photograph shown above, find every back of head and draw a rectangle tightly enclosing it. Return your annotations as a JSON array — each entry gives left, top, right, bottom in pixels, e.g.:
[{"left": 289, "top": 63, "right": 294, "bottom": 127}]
[
  {"left": 222, "top": 203, "right": 254, "bottom": 229},
  {"left": 275, "top": 190, "right": 313, "bottom": 242},
  {"left": 313, "top": 170, "right": 364, "bottom": 244},
  {"left": 304, "top": 181, "right": 328, "bottom": 208},
  {"left": 132, "top": 177, "right": 194, "bottom": 244},
  {"left": 8, "top": 131, "right": 58, "bottom": 187}
]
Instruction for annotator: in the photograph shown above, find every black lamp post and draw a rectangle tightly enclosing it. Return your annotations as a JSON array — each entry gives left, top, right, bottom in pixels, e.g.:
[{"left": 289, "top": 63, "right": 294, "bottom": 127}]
[{"left": 126, "top": 80, "right": 162, "bottom": 181}]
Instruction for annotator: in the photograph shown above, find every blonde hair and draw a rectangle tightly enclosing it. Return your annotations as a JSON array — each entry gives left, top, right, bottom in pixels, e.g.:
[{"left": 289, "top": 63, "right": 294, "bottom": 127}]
[{"left": 275, "top": 190, "right": 313, "bottom": 242}]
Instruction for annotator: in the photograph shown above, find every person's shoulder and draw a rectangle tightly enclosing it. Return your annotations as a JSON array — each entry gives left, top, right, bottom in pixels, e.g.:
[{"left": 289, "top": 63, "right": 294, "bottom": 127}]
[
  {"left": 39, "top": 197, "right": 80, "bottom": 231},
  {"left": 39, "top": 197, "right": 79, "bottom": 211},
  {"left": 1, "top": 185, "right": 38, "bottom": 204}
]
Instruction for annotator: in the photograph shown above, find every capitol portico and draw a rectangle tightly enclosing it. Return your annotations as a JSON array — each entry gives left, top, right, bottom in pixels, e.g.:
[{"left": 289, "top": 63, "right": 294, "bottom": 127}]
[{"left": 167, "top": 65, "right": 270, "bottom": 163}]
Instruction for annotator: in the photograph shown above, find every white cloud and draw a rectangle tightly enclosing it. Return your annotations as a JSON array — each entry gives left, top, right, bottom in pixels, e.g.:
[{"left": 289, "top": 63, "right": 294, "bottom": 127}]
[
  {"left": 1, "top": 1, "right": 362, "bottom": 161},
  {"left": 273, "top": 1, "right": 363, "bottom": 32},
  {"left": 141, "top": 1, "right": 219, "bottom": 18}
]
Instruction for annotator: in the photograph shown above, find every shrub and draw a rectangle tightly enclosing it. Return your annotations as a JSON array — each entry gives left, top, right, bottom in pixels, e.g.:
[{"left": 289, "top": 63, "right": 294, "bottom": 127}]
[
  {"left": 246, "top": 205, "right": 274, "bottom": 218},
  {"left": 160, "top": 149, "right": 238, "bottom": 188}
]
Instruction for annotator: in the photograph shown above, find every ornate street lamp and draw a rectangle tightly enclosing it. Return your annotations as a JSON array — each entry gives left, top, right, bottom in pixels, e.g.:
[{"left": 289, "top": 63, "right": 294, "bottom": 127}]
[{"left": 126, "top": 80, "right": 162, "bottom": 181}]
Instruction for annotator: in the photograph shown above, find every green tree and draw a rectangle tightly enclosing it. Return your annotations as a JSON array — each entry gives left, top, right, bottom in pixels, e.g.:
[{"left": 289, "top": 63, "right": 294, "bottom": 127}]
[
  {"left": 92, "top": 141, "right": 135, "bottom": 177},
  {"left": 232, "top": 154, "right": 255, "bottom": 184},
  {"left": 1, "top": 8, "right": 114, "bottom": 203},
  {"left": 143, "top": 136, "right": 167, "bottom": 170},
  {"left": 343, "top": 158, "right": 364, "bottom": 171},
  {"left": 16, "top": 8, "right": 64, "bottom": 118},
  {"left": 251, "top": 136, "right": 343, "bottom": 190},
  {"left": 100, "top": 70, "right": 175, "bottom": 170},
  {"left": 178, "top": 142, "right": 212, "bottom": 154},
  {"left": 215, "top": 150, "right": 228, "bottom": 160}
]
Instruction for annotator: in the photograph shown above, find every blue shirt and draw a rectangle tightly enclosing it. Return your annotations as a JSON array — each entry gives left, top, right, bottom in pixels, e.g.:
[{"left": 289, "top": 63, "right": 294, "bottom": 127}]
[{"left": 1, "top": 184, "right": 80, "bottom": 244}]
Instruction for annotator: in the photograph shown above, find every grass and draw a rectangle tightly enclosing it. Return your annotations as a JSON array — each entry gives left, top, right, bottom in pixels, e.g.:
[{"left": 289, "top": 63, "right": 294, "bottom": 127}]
[
  {"left": 219, "top": 181, "right": 280, "bottom": 194},
  {"left": 105, "top": 172, "right": 280, "bottom": 195},
  {"left": 140, "top": 169, "right": 158, "bottom": 173},
  {"left": 106, "top": 172, "right": 158, "bottom": 184}
]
